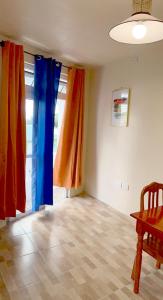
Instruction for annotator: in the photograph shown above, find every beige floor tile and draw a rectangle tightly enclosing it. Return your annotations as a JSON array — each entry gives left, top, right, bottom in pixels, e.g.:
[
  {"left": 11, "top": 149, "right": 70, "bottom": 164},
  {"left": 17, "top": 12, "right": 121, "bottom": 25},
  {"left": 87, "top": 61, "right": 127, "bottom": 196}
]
[{"left": 0, "top": 195, "right": 162, "bottom": 300}]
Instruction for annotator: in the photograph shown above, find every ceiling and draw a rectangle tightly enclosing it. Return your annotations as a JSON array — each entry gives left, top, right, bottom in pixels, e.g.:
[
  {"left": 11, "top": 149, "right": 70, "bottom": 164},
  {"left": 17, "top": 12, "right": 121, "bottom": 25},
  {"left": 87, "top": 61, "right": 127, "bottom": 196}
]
[{"left": 0, "top": 0, "right": 163, "bottom": 66}]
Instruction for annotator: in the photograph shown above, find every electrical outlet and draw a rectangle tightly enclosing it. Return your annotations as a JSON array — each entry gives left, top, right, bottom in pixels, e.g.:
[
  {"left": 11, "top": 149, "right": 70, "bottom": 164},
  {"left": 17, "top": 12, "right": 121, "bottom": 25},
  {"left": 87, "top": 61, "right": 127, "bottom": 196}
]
[{"left": 121, "top": 183, "right": 129, "bottom": 191}]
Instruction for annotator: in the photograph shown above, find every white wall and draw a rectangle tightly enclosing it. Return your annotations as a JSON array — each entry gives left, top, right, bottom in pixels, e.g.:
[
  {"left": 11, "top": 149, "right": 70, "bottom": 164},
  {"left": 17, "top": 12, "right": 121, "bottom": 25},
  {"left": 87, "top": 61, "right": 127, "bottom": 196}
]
[{"left": 85, "top": 46, "right": 163, "bottom": 215}]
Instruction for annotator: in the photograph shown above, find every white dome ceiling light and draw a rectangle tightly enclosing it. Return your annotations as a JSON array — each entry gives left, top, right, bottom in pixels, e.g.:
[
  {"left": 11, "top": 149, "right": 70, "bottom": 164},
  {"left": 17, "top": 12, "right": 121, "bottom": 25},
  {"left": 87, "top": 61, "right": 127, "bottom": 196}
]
[{"left": 109, "top": 0, "right": 163, "bottom": 44}]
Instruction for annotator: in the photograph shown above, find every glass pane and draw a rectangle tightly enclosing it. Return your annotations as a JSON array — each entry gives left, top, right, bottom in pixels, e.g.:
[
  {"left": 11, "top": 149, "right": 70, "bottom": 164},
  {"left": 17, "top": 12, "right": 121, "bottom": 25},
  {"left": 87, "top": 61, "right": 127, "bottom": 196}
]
[
  {"left": 58, "top": 82, "right": 67, "bottom": 94},
  {"left": 26, "top": 157, "right": 32, "bottom": 210},
  {"left": 53, "top": 99, "right": 65, "bottom": 164},
  {"left": 25, "top": 72, "right": 34, "bottom": 87},
  {"left": 26, "top": 100, "right": 34, "bottom": 122},
  {"left": 26, "top": 100, "right": 34, "bottom": 157},
  {"left": 25, "top": 68, "right": 34, "bottom": 212}
]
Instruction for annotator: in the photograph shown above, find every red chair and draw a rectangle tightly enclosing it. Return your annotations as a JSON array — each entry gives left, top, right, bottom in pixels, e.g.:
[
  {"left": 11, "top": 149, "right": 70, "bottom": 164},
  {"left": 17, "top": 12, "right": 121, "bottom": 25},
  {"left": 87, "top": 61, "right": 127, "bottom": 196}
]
[{"left": 131, "top": 182, "right": 163, "bottom": 291}]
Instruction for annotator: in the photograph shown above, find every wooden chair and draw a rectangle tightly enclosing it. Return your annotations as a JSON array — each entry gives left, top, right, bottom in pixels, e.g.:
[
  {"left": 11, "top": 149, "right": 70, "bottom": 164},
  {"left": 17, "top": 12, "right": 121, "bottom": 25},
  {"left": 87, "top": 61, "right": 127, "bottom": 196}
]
[{"left": 131, "top": 182, "right": 163, "bottom": 288}]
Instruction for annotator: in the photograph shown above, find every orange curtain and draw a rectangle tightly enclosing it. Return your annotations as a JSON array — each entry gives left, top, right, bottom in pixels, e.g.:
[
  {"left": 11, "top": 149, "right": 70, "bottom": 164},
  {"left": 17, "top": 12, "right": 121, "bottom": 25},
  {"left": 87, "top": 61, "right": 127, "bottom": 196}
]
[
  {"left": 54, "top": 67, "right": 85, "bottom": 188},
  {"left": 0, "top": 41, "right": 26, "bottom": 219}
]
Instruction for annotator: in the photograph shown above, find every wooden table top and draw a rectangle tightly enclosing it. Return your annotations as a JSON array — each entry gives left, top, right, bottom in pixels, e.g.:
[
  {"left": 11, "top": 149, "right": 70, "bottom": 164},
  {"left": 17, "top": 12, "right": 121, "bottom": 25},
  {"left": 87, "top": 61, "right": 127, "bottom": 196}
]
[{"left": 130, "top": 206, "right": 163, "bottom": 238}]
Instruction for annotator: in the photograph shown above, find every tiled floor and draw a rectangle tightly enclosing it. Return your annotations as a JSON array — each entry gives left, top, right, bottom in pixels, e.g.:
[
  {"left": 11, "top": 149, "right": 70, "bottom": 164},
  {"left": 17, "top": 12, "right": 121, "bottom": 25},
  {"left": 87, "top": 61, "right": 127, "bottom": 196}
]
[{"left": 0, "top": 195, "right": 162, "bottom": 300}]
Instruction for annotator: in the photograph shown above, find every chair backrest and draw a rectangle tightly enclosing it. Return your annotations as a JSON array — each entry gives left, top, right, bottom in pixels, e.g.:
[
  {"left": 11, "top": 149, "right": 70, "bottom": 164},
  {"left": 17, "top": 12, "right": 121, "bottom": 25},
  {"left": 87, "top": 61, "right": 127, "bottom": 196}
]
[{"left": 140, "top": 182, "right": 163, "bottom": 211}]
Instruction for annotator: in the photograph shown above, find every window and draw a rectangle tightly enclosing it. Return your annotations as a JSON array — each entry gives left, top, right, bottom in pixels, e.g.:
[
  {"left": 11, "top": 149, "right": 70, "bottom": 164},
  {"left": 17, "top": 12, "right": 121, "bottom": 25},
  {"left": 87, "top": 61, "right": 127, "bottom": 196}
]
[
  {"left": 53, "top": 68, "right": 68, "bottom": 201},
  {"left": 53, "top": 69, "right": 68, "bottom": 162},
  {"left": 25, "top": 63, "right": 34, "bottom": 211}
]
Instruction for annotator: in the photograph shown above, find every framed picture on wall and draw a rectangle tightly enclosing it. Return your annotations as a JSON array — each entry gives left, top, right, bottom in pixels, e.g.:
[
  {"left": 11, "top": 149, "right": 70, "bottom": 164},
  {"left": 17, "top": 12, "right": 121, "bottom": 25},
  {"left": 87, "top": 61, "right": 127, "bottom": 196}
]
[{"left": 112, "top": 88, "right": 130, "bottom": 127}]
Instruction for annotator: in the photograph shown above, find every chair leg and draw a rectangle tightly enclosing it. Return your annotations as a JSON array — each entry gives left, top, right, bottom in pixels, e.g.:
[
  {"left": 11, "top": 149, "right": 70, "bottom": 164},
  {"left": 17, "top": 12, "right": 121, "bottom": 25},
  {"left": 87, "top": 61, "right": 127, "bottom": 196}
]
[
  {"left": 131, "top": 258, "right": 136, "bottom": 280},
  {"left": 134, "top": 233, "right": 143, "bottom": 294},
  {"left": 156, "top": 261, "right": 161, "bottom": 269}
]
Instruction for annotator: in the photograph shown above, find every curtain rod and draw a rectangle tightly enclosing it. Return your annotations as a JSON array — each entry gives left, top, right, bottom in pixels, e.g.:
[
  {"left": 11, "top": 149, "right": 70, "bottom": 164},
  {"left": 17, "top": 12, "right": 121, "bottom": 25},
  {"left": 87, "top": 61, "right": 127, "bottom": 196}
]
[{"left": 0, "top": 40, "right": 71, "bottom": 69}]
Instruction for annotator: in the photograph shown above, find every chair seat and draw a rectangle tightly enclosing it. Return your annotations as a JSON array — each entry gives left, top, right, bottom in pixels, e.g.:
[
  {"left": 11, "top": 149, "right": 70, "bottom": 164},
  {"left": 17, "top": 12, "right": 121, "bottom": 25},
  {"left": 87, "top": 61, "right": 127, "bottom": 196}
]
[{"left": 143, "top": 237, "right": 163, "bottom": 262}]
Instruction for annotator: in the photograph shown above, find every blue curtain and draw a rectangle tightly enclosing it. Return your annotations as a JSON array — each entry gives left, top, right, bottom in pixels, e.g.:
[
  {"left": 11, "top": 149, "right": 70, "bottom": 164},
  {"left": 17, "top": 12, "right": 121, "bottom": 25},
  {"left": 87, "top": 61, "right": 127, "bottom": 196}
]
[{"left": 32, "top": 56, "right": 62, "bottom": 211}]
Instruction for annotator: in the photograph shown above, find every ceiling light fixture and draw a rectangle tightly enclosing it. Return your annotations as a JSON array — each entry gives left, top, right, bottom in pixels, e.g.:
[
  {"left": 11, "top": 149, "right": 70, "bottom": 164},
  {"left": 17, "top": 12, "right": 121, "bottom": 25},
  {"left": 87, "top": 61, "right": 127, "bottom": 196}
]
[{"left": 109, "top": 0, "right": 163, "bottom": 44}]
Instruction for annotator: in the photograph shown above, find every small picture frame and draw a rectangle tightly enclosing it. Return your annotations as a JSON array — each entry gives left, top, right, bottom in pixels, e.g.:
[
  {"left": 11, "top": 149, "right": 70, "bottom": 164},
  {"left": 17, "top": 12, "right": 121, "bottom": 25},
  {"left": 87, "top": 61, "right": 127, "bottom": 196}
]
[{"left": 112, "top": 88, "right": 130, "bottom": 127}]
